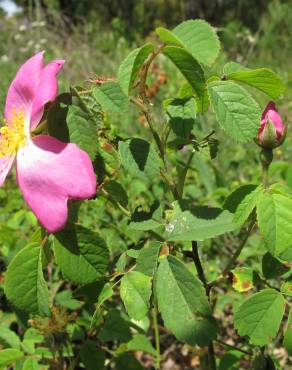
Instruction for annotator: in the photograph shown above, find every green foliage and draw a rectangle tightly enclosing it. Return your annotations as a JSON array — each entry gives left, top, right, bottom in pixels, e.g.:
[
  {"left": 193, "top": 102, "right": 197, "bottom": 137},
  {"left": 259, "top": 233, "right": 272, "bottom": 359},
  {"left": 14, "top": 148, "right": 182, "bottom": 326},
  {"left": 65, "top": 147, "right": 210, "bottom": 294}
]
[
  {"left": 257, "top": 191, "right": 292, "bottom": 256},
  {"left": 93, "top": 81, "right": 129, "bottom": 113},
  {"left": 208, "top": 80, "right": 261, "bottom": 142},
  {"left": 54, "top": 225, "right": 109, "bottom": 285},
  {"left": 5, "top": 243, "right": 50, "bottom": 316},
  {"left": 118, "top": 44, "right": 154, "bottom": 95},
  {"left": 224, "top": 185, "right": 263, "bottom": 226},
  {"left": 119, "top": 138, "right": 161, "bottom": 180},
  {"left": 234, "top": 289, "right": 285, "bottom": 345},
  {"left": 172, "top": 20, "right": 220, "bottom": 66},
  {"left": 80, "top": 341, "right": 105, "bottom": 370},
  {"left": 0, "top": 349, "right": 24, "bottom": 368},
  {"left": 136, "top": 242, "right": 161, "bottom": 277},
  {"left": 166, "top": 203, "right": 236, "bottom": 241},
  {"left": 262, "top": 252, "right": 290, "bottom": 279},
  {"left": 48, "top": 91, "right": 100, "bottom": 160},
  {"left": 283, "top": 309, "right": 292, "bottom": 356},
  {"left": 156, "top": 256, "right": 218, "bottom": 346},
  {"left": 162, "top": 46, "right": 206, "bottom": 100},
  {"left": 125, "top": 334, "right": 157, "bottom": 357},
  {"left": 0, "top": 326, "right": 21, "bottom": 349},
  {"left": 157, "top": 20, "right": 220, "bottom": 66},
  {"left": 226, "top": 68, "right": 286, "bottom": 99},
  {"left": 1, "top": 11, "right": 291, "bottom": 369},
  {"left": 165, "top": 97, "right": 197, "bottom": 139},
  {"left": 120, "top": 271, "right": 152, "bottom": 320}
]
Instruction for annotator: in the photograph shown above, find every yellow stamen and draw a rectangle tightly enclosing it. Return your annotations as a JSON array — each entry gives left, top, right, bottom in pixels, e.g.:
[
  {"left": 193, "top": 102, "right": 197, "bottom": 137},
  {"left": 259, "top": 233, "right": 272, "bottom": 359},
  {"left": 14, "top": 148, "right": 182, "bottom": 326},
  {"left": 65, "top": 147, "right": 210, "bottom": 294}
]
[{"left": 0, "top": 108, "right": 26, "bottom": 158}]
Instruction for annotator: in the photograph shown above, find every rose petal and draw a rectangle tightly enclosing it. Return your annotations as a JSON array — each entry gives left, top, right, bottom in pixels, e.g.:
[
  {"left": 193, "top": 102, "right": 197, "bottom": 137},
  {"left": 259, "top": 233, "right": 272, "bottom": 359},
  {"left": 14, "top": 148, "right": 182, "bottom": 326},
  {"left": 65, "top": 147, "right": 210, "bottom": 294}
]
[
  {"left": 30, "top": 59, "right": 65, "bottom": 130},
  {"left": 261, "top": 101, "right": 284, "bottom": 133},
  {"left": 5, "top": 52, "right": 44, "bottom": 130},
  {"left": 0, "top": 154, "right": 15, "bottom": 186},
  {"left": 16, "top": 135, "right": 96, "bottom": 233}
]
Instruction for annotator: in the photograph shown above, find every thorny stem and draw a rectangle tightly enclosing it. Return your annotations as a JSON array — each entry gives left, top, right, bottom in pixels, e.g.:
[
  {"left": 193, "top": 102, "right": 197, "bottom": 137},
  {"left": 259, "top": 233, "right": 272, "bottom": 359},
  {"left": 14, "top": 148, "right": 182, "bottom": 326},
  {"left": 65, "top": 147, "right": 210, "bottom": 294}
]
[
  {"left": 131, "top": 45, "right": 179, "bottom": 199},
  {"left": 191, "top": 241, "right": 216, "bottom": 370},
  {"left": 177, "top": 150, "right": 195, "bottom": 198},
  {"left": 152, "top": 306, "right": 161, "bottom": 370},
  {"left": 191, "top": 241, "right": 208, "bottom": 289},
  {"left": 138, "top": 44, "right": 165, "bottom": 162}
]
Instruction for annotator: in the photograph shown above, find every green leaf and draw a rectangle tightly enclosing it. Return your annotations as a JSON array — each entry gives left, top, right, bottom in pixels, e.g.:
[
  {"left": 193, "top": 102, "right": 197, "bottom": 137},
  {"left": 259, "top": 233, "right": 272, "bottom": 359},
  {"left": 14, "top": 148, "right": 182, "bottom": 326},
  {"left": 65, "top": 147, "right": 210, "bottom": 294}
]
[
  {"left": 224, "top": 185, "right": 263, "bottom": 226},
  {"left": 129, "top": 202, "right": 162, "bottom": 231},
  {"left": 21, "top": 328, "right": 43, "bottom": 355},
  {"left": 116, "top": 252, "right": 128, "bottom": 273},
  {"left": 262, "top": 252, "right": 290, "bottom": 279},
  {"left": 234, "top": 289, "right": 285, "bottom": 345},
  {"left": 126, "top": 334, "right": 157, "bottom": 357},
  {"left": 90, "top": 283, "right": 114, "bottom": 330},
  {"left": 93, "top": 81, "right": 129, "bottom": 113},
  {"left": 120, "top": 271, "right": 152, "bottom": 320},
  {"left": 284, "top": 308, "right": 292, "bottom": 356},
  {"left": 80, "top": 340, "right": 105, "bottom": 370},
  {"left": 172, "top": 20, "right": 220, "bottom": 66},
  {"left": 73, "top": 281, "right": 105, "bottom": 303},
  {"left": 48, "top": 92, "right": 100, "bottom": 161},
  {"left": 5, "top": 243, "right": 50, "bottom": 316},
  {"left": 115, "top": 353, "right": 144, "bottom": 370},
  {"left": 166, "top": 97, "right": 197, "bottom": 138},
  {"left": 104, "top": 180, "right": 128, "bottom": 208},
  {"left": 224, "top": 185, "right": 258, "bottom": 213},
  {"left": 118, "top": 43, "right": 154, "bottom": 95},
  {"left": 162, "top": 46, "right": 205, "bottom": 100},
  {"left": 0, "top": 349, "right": 24, "bottom": 368},
  {"left": 22, "top": 358, "right": 40, "bottom": 370},
  {"left": 219, "top": 350, "right": 242, "bottom": 370},
  {"left": 223, "top": 61, "right": 248, "bottom": 75},
  {"left": 227, "top": 68, "right": 285, "bottom": 99},
  {"left": 208, "top": 80, "right": 261, "bottom": 142},
  {"left": 156, "top": 27, "right": 182, "bottom": 45},
  {"left": 178, "top": 80, "right": 211, "bottom": 114},
  {"left": 136, "top": 242, "right": 161, "bottom": 277},
  {"left": 166, "top": 203, "right": 236, "bottom": 241},
  {"left": 54, "top": 225, "right": 109, "bottom": 285},
  {"left": 98, "top": 309, "right": 131, "bottom": 342},
  {"left": 55, "top": 290, "right": 82, "bottom": 310},
  {"left": 156, "top": 256, "right": 217, "bottom": 346},
  {"left": 119, "top": 138, "right": 161, "bottom": 180},
  {"left": 231, "top": 267, "right": 254, "bottom": 292},
  {"left": 97, "top": 283, "right": 114, "bottom": 306},
  {"left": 0, "top": 326, "right": 21, "bottom": 349},
  {"left": 66, "top": 95, "right": 99, "bottom": 160},
  {"left": 257, "top": 192, "right": 292, "bottom": 256}
]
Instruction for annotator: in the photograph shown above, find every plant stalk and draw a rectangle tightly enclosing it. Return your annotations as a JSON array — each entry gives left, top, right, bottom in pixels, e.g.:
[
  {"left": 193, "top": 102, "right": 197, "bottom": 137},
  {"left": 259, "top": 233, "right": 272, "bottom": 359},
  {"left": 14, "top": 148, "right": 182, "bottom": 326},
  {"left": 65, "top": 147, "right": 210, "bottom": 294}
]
[
  {"left": 191, "top": 241, "right": 216, "bottom": 370},
  {"left": 260, "top": 148, "right": 273, "bottom": 189},
  {"left": 152, "top": 306, "right": 161, "bottom": 370}
]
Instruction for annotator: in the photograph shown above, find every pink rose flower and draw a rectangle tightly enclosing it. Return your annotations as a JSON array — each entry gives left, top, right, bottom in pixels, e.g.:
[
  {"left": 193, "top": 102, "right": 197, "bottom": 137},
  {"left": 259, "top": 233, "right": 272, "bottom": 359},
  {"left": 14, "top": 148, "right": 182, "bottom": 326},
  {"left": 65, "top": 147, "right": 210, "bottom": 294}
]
[
  {"left": 0, "top": 52, "right": 96, "bottom": 233},
  {"left": 257, "top": 101, "right": 286, "bottom": 149}
]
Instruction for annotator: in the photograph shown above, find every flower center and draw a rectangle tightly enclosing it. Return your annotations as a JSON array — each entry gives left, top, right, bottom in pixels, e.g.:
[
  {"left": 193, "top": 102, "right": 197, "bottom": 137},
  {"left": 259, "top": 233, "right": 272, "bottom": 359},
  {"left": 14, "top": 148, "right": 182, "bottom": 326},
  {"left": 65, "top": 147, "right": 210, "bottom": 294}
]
[{"left": 0, "top": 108, "right": 26, "bottom": 158}]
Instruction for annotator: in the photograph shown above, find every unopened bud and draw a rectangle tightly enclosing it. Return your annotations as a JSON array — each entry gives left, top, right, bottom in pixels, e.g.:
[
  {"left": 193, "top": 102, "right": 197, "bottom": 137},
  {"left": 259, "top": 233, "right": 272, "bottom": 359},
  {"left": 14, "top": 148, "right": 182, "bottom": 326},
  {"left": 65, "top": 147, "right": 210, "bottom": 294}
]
[{"left": 256, "top": 102, "right": 286, "bottom": 149}]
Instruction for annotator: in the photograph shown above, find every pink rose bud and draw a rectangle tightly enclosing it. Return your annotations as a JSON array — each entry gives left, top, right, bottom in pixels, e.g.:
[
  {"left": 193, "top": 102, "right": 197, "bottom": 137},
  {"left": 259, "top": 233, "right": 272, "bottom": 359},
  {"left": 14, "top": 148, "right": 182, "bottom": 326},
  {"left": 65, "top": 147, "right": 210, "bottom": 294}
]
[{"left": 257, "top": 102, "right": 286, "bottom": 149}]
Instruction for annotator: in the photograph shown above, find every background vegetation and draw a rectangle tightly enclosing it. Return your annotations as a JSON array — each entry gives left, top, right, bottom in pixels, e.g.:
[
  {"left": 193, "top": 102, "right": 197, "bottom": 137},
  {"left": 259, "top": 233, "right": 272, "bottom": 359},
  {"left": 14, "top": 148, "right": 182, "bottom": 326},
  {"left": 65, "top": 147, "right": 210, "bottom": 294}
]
[{"left": 0, "top": 1, "right": 292, "bottom": 369}]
